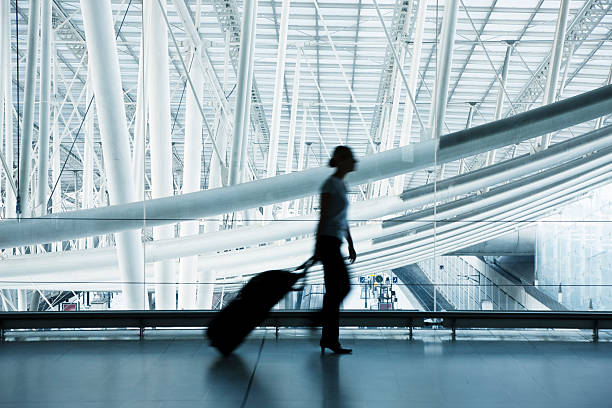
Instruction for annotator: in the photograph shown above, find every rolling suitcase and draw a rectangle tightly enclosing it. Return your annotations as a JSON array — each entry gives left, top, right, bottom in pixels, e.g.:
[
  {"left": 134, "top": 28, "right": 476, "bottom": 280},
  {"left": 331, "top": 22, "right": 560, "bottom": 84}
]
[{"left": 207, "top": 257, "right": 315, "bottom": 355}]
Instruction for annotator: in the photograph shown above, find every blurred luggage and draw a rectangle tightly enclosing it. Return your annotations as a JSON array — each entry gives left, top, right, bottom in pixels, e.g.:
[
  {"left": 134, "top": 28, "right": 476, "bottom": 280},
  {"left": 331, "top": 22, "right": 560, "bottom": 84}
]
[{"left": 207, "top": 257, "right": 315, "bottom": 355}]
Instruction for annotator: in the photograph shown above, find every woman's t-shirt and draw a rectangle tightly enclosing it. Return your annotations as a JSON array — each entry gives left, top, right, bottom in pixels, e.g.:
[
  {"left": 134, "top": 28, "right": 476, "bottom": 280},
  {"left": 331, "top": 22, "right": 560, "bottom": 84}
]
[{"left": 318, "top": 176, "right": 349, "bottom": 241}]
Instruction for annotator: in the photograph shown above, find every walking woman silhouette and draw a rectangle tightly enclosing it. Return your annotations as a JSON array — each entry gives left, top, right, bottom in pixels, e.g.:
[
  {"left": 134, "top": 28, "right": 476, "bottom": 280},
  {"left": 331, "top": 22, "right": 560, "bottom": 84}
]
[{"left": 315, "top": 146, "right": 357, "bottom": 354}]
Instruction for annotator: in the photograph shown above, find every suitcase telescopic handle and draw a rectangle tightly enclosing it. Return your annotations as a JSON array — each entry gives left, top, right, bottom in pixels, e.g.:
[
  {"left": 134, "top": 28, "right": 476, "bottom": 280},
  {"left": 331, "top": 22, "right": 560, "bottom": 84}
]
[
  {"left": 295, "top": 256, "right": 317, "bottom": 273},
  {"left": 292, "top": 256, "right": 317, "bottom": 291}
]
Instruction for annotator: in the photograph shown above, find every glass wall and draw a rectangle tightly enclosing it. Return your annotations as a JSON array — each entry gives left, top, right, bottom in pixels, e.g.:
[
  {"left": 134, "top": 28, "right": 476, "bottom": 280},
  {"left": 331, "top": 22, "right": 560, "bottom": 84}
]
[
  {"left": 0, "top": 0, "right": 610, "bottom": 316},
  {"left": 536, "top": 184, "right": 612, "bottom": 311}
]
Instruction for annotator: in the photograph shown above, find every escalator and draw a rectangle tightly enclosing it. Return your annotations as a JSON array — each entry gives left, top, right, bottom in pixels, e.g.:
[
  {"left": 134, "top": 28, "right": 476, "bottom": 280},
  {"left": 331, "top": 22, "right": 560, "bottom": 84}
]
[{"left": 393, "top": 264, "right": 455, "bottom": 311}]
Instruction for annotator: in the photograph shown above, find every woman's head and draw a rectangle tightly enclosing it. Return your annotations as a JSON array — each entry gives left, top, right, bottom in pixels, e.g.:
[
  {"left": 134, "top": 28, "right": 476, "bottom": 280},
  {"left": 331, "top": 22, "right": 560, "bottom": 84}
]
[{"left": 329, "top": 146, "right": 357, "bottom": 173}]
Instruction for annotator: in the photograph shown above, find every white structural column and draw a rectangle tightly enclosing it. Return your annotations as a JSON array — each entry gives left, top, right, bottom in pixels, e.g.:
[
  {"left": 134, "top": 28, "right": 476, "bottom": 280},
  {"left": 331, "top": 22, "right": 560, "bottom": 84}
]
[
  {"left": 486, "top": 43, "right": 513, "bottom": 166},
  {"left": 240, "top": 6, "right": 258, "bottom": 183},
  {"left": 17, "top": 0, "right": 41, "bottom": 217},
  {"left": 264, "top": 0, "right": 291, "bottom": 222},
  {"left": 51, "top": 31, "right": 61, "bottom": 218},
  {"left": 207, "top": 110, "right": 228, "bottom": 194},
  {"left": 132, "top": 32, "right": 146, "bottom": 200},
  {"left": 429, "top": 0, "right": 458, "bottom": 141},
  {"left": 178, "top": 45, "right": 204, "bottom": 310},
  {"left": 79, "top": 0, "right": 147, "bottom": 309},
  {"left": 238, "top": 35, "right": 256, "bottom": 227},
  {"left": 83, "top": 66, "right": 95, "bottom": 248},
  {"left": 207, "top": 32, "right": 231, "bottom": 200},
  {"left": 196, "top": 33, "right": 233, "bottom": 309},
  {"left": 0, "top": 0, "right": 5, "bottom": 206},
  {"left": 458, "top": 102, "right": 476, "bottom": 175},
  {"left": 229, "top": 0, "right": 258, "bottom": 186},
  {"left": 35, "top": 0, "right": 52, "bottom": 217},
  {"left": 1, "top": 0, "right": 15, "bottom": 220},
  {"left": 382, "top": 45, "right": 406, "bottom": 196},
  {"left": 557, "top": 42, "right": 575, "bottom": 100},
  {"left": 17, "top": 291, "right": 27, "bottom": 311},
  {"left": 386, "top": 1, "right": 419, "bottom": 156},
  {"left": 145, "top": 0, "right": 176, "bottom": 309},
  {"left": 196, "top": 269, "right": 216, "bottom": 309},
  {"left": 394, "top": 0, "right": 427, "bottom": 195},
  {"left": 293, "top": 105, "right": 307, "bottom": 214},
  {"left": 539, "top": 0, "right": 570, "bottom": 150},
  {"left": 385, "top": 52, "right": 404, "bottom": 152},
  {"left": 281, "top": 46, "right": 301, "bottom": 217},
  {"left": 51, "top": 30, "right": 62, "bottom": 254}
]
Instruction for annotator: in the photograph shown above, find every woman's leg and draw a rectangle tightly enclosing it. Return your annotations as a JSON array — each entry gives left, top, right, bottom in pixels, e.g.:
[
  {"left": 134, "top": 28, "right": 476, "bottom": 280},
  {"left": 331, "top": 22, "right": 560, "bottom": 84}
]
[{"left": 319, "top": 237, "right": 347, "bottom": 345}]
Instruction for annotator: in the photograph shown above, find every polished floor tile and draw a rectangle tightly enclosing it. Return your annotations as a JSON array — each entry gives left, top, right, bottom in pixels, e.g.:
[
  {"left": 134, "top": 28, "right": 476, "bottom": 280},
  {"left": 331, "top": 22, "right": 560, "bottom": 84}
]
[{"left": 0, "top": 329, "right": 610, "bottom": 407}]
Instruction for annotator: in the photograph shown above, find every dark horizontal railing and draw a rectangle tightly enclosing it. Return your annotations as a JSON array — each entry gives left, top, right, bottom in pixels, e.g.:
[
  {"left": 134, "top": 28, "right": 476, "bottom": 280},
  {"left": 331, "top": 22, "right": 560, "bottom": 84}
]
[{"left": 1, "top": 311, "right": 611, "bottom": 342}]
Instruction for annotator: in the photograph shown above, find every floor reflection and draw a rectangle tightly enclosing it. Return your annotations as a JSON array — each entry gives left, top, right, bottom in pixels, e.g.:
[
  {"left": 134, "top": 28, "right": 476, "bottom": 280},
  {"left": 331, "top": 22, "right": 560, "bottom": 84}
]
[
  {"left": 206, "top": 346, "right": 281, "bottom": 407},
  {"left": 318, "top": 353, "right": 351, "bottom": 408}
]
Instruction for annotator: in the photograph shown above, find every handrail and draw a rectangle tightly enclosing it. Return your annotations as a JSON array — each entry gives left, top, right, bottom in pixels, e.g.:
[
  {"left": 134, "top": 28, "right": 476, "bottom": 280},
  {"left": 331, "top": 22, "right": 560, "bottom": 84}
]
[{"left": 1, "top": 310, "right": 610, "bottom": 342}]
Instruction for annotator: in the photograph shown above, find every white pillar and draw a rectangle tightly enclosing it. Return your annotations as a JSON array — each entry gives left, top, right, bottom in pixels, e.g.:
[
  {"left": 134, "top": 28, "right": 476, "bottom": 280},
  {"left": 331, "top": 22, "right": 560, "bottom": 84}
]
[
  {"left": 0, "top": 94, "right": 3, "bottom": 216},
  {"left": 393, "top": 0, "right": 427, "bottom": 195},
  {"left": 83, "top": 66, "right": 95, "bottom": 248},
  {"left": 207, "top": 31, "right": 231, "bottom": 201},
  {"left": 196, "top": 269, "right": 216, "bottom": 309},
  {"left": 458, "top": 102, "right": 476, "bottom": 175},
  {"left": 239, "top": 10, "right": 257, "bottom": 182},
  {"left": 539, "top": 0, "right": 570, "bottom": 150},
  {"left": 264, "top": 0, "right": 291, "bottom": 221},
  {"left": 2, "top": 0, "right": 15, "bottom": 220},
  {"left": 17, "top": 0, "right": 41, "bottom": 217},
  {"left": 51, "top": 31, "right": 61, "bottom": 253},
  {"left": 51, "top": 31, "right": 61, "bottom": 217},
  {"left": 178, "top": 46, "right": 204, "bottom": 310},
  {"left": 35, "top": 0, "right": 52, "bottom": 217},
  {"left": 18, "top": 290, "right": 28, "bottom": 311},
  {"left": 132, "top": 31, "right": 146, "bottom": 201},
  {"left": 486, "top": 43, "right": 513, "bottom": 166},
  {"left": 0, "top": 0, "right": 7, "bottom": 211},
  {"left": 208, "top": 118, "right": 229, "bottom": 190},
  {"left": 385, "top": 55, "right": 403, "bottom": 151},
  {"left": 281, "top": 46, "right": 301, "bottom": 217},
  {"left": 429, "top": 0, "right": 458, "bottom": 141},
  {"left": 293, "top": 105, "right": 307, "bottom": 214},
  {"left": 145, "top": 0, "right": 176, "bottom": 309},
  {"left": 383, "top": 47, "right": 406, "bottom": 196},
  {"left": 229, "top": 0, "right": 258, "bottom": 186},
  {"left": 80, "top": 0, "right": 147, "bottom": 309},
  {"left": 557, "top": 42, "right": 574, "bottom": 100}
]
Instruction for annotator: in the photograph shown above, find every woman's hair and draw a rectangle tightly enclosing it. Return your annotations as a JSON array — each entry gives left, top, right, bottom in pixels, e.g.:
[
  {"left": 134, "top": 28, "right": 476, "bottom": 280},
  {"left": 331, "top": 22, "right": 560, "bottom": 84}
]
[{"left": 329, "top": 145, "right": 354, "bottom": 167}]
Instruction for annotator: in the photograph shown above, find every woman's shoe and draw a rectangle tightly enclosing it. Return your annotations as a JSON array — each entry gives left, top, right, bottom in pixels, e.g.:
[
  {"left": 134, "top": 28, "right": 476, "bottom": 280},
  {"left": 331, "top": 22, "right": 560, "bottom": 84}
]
[{"left": 320, "top": 341, "right": 352, "bottom": 354}]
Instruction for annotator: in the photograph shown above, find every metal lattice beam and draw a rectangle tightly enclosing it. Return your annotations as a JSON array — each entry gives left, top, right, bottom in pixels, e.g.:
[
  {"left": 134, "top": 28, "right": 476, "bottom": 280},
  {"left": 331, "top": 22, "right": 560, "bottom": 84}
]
[
  {"left": 508, "top": 0, "right": 612, "bottom": 115},
  {"left": 369, "top": 0, "right": 416, "bottom": 143},
  {"left": 211, "top": 0, "right": 271, "bottom": 154}
]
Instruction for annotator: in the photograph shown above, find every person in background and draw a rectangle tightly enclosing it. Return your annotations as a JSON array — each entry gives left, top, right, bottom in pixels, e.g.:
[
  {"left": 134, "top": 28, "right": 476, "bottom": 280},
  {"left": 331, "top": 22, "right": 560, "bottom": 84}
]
[{"left": 316, "top": 146, "right": 357, "bottom": 354}]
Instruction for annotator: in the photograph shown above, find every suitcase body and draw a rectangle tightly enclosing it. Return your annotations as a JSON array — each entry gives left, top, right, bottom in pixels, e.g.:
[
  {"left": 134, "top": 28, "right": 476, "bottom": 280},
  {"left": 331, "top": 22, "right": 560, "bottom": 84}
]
[{"left": 207, "top": 268, "right": 307, "bottom": 355}]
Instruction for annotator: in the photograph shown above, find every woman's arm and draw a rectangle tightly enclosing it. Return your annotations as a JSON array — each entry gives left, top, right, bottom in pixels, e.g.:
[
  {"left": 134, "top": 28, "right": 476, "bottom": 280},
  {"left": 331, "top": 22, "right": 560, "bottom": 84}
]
[{"left": 346, "top": 227, "right": 356, "bottom": 264}]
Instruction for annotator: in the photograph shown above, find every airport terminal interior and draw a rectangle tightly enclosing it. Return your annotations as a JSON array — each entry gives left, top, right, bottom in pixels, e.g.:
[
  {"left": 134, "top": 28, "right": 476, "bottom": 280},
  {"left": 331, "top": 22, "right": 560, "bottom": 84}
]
[{"left": 1, "top": 0, "right": 612, "bottom": 406}]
